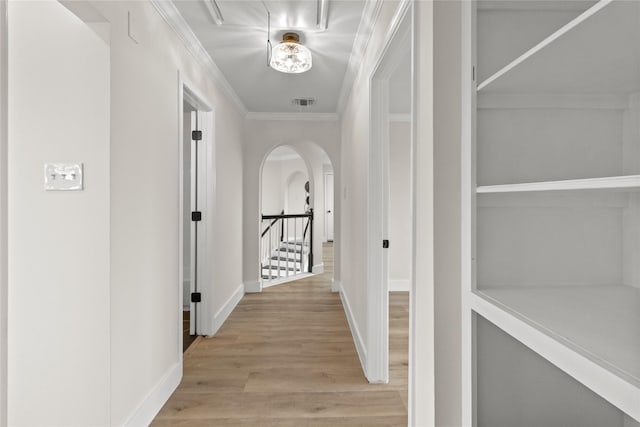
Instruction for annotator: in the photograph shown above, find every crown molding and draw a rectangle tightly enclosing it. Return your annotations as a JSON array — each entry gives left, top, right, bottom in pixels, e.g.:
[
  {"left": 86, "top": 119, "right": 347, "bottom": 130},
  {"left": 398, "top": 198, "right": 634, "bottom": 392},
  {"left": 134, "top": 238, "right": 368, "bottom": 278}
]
[
  {"left": 336, "top": 0, "right": 383, "bottom": 113},
  {"left": 245, "top": 112, "right": 340, "bottom": 121},
  {"left": 150, "top": 0, "right": 248, "bottom": 116}
]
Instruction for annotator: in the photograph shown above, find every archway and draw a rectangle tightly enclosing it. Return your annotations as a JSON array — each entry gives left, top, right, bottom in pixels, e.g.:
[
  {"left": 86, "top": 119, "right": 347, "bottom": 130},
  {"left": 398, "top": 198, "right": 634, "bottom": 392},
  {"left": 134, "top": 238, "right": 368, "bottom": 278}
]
[{"left": 257, "top": 142, "right": 335, "bottom": 290}]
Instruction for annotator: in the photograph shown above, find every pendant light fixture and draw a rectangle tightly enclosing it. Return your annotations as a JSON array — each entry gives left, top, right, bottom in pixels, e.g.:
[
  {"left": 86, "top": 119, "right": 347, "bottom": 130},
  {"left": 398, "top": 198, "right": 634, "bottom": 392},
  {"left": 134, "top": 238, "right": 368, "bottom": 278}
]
[{"left": 269, "top": 32, "right": 313, "bottom": 74}]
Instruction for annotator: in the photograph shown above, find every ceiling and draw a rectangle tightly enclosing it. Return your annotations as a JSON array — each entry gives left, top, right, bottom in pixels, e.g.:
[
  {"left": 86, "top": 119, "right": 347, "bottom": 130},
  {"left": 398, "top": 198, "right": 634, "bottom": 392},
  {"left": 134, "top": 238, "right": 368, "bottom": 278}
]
[{"left": 171, "top": 0, "right": 368, "bottom": 114}]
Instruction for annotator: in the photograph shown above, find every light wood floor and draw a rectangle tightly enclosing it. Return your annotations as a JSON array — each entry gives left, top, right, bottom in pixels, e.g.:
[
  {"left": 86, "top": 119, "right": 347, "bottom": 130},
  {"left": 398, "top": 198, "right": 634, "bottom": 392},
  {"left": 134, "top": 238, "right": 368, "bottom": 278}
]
[{"left": 153, "top": 243, "right": 409, "bottom": 426}]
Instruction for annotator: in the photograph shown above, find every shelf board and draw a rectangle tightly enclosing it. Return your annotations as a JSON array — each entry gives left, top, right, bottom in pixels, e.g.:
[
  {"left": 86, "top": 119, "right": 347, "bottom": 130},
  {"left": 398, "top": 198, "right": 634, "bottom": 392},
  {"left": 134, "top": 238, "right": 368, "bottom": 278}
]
[
  {"left": 477, "top": 0, "right": 640, "bottom": 94},
  {"left": 472, "top": 285, "right": 640, "bottom": 420},
  {"left": 477, "top": 175, "right": 640, "bottom": 194}
]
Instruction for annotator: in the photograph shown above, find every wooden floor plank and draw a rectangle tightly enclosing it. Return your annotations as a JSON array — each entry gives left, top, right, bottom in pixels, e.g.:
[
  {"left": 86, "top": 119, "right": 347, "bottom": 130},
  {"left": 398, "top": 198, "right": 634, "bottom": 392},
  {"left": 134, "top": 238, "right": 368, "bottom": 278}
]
[{"left": 153, "top": 243, "right": 408, "bottom": 426}]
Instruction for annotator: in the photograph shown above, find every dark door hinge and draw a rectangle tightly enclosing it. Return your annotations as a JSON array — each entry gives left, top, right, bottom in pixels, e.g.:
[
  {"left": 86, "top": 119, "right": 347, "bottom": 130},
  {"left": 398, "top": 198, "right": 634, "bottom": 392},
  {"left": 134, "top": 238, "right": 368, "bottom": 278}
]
[
  {"left": 191, "top": 292, "right": 202, "bottom": 303},
  {"left": 383, "top": 239, "right": 389, "bottom": 249},
  {"left": 191, "top": 211, "right": 202, "bottom": 222},
  {"left": 192, "top": 130, "right": 202, "bottom": 141}
]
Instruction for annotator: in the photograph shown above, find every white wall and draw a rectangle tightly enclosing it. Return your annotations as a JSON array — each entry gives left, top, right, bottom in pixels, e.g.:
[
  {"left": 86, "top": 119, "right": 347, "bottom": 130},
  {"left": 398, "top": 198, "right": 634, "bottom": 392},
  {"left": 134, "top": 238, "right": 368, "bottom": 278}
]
[
  {"left": 339, "top": 2, "right": 464, "bottom": 425},
  {"left": 261, "top": 160, "right": 284, "bottom": 215},
  {"left": 88, "top": 1, "right": 245, "bottom": 424},
  {"left": 243, "top": 120, "right": 340, "bottom": 289},
  {"left": 8, "top": 0, "right": 246, "bottom": 425},
  {"left": 433, "top": 3, "right": 462, "bottom": 426},
  {"left": 8, "top": 2, "right": 111, "bottom": 424},
  {"left": 0, "top": 1, "right": 7, "bottom": 425},
  {"left": 388, "top": 120, "right": 411, "bottom": 286},
  {"left": 285, "top": 166, "right": 308, "bottom": 214},
  {"left": 340, "top": 1, "right": 403, "bottom": 371},
  {"left": 261, "top": 155, "right": 308, "bottom": 216}
]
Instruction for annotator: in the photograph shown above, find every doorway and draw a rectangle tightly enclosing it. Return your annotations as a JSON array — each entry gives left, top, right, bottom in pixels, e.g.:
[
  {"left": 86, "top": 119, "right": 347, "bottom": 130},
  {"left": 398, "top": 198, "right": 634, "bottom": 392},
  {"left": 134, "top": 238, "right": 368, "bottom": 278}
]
[
  {"left": 180, "top": 82, "right": 215, "bottom": 351},
  {"left": 182, "top": 100, "right": 197, "bottom": 351},
  {"left": 324, "top": 172, "right": 334, "bottom": 242},
  {"left": 260, "top": 146, "right": 312, "bottom": 287},
  {"left": 367, "top": 0, "right": 413, "bottom": 397}
]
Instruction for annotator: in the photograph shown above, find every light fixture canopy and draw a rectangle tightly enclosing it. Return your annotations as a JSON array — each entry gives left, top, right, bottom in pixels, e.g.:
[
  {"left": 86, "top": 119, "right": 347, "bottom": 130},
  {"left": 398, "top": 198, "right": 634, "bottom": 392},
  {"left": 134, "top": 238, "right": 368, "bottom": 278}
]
[{"left": 270, "top": 32, "right": 312, "bottom": 74}]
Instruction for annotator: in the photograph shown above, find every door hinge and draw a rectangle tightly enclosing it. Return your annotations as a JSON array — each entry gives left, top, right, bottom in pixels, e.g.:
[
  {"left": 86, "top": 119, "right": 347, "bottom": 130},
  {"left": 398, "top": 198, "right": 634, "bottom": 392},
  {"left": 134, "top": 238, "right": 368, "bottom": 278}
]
[
  {"left": 472, "top": 66, "right": 475, "bottom": 82},
  {"left": 192, "top": 130, "right": 202, "bottom": 141},
  {"left": 383, "top": 239, "right": 389, "bottom": 249},
  {"left": 191, "top": 292, "right": 201, "bottom": 303},
  {"left": 191, "top": 211, "right": 202, "bottom": 222}
]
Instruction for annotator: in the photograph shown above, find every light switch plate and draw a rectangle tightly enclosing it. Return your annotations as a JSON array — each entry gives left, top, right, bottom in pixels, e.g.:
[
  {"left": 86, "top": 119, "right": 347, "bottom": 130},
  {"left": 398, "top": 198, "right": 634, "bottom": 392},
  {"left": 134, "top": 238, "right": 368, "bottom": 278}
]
[{"left": 44, "top": 163, "right": 83, "bottom": 191}]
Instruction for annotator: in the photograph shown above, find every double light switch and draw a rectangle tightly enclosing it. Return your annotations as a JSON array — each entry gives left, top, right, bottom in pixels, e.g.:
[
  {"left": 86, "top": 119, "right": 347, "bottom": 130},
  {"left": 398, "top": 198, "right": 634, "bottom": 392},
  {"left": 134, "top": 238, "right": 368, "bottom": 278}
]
[{"left": 44, "top": 163, "right": 83, "bottom": 191}]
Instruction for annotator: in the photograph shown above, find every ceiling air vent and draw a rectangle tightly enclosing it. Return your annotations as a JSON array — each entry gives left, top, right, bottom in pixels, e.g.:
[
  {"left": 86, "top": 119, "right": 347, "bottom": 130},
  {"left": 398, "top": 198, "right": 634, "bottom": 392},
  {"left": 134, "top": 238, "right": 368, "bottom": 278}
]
[{"left": 292, "top": 97, "right": 316, "bottom": 107}]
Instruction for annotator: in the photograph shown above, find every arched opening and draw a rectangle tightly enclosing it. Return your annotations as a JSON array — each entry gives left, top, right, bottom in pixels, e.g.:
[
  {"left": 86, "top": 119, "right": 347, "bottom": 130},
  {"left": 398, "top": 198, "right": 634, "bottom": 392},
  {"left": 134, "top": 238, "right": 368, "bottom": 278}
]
[{"left": 259, "top": 143, "right": 335, "bottom": 289}]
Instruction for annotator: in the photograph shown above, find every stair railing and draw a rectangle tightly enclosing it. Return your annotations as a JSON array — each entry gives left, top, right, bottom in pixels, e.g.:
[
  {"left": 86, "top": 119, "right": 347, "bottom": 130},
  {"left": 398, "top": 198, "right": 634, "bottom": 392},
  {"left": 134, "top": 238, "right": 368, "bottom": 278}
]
[{"left": 260, "top": 209, "right": 314, "bottom": 283}]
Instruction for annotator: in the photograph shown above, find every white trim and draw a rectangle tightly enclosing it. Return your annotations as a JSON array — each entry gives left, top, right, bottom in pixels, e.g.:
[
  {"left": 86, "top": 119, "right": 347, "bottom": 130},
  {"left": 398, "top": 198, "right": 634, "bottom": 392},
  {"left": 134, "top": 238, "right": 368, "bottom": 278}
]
[
  {"left": 178, "top": 77, "right": 216, "bottom": 337},
  {"left": 198, "top": 108, "right": 218, "bottom": 336},
  {"left": 388, "top": 280, "right": 411, "bottom": 292},
  {"left": 331, "top": 279, "right": 340, "bottom": 293},
  {"left": 122, "top": 362, "right": 182, "bottom": 427},
  {"left": 478, "top": 93, "right": 628, "bottom": 110},
  {"left": 244, "top": 280, "right": 262, "bottom": 293},
  {"left": 312, "top": 263, "right": 324, "bottom": 274},
  {"left": 0, "top": 1, "right": 7, "bottom": 424},
  {"left": 477, "top": 0, "right": 614, "bottom": 91},
  {"left": 476, "top": 175, "right": 640, "bottom": 194},
  {"left": 245, "top": 112, "right": 339, "bottom": 121},
  {"left": 336, "top": 0, "right": 384, "bottom": 113},
  {"left": 150, "top": 0, "right": 248, "bottom": 116},
  {"left": 388, "top": 113, "right": 411, "bottom": 122},
  {"left": 210, "top": 284, "right": 244, "bottom": 336},
  {"left": 339, "top": 285, "right": 367, "bottom": 376},
  {"left": 460, "top": 1, "right": 477, "bottom": 426}
]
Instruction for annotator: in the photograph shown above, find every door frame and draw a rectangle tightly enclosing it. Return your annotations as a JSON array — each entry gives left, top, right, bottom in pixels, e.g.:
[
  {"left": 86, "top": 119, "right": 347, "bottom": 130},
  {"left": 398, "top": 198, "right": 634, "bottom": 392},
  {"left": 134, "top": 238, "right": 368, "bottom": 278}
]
[
  {"left": 367, "top": 0, "right": 413, "bottom": 385},
  {"left": 324, "top": 171, "right": 334, "bottom": 242},
  {"left": 0, "top": 1, "right": 8, "bottom": 424},
  {"left": 178, "top": 74, "right": 215, "bottom": 357}
]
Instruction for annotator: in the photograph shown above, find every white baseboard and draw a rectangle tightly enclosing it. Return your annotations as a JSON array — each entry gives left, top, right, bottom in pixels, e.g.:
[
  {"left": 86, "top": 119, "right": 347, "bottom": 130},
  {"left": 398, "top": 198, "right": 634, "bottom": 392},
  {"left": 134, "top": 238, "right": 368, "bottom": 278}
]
[
  {"left": 389, "top": 279, "right": 411, "bottom": 292},
  {"left": 312, "top": 263, "right": 324, "bottom": 274},
  {"left": 210, "top": 284, "right": 244, "bottom": 336},
  {"left": 331, "top": 279, "right": 340, "bottom": 293},
  {"left": 244, "top": 280, "right": 261, "bottom": 293},
  {"left": 339, "top": 284, "right": 367, "bottom": 376},
  {"left": 123, "top": 361, "right": 182, "bottom": 427}
]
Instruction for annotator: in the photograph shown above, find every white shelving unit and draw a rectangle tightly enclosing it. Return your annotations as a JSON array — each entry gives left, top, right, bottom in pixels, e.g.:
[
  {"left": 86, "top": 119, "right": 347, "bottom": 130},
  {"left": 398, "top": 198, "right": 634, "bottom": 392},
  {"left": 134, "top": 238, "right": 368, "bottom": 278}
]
[{"left": 464, "top": 1, "right": 640, "bottom": 426}]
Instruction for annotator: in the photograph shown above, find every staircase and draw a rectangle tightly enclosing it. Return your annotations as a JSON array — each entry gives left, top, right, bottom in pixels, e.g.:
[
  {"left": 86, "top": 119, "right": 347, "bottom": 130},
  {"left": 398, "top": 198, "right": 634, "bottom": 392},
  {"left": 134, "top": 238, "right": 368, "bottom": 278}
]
[
  {"left": 261, "top": 211, "right": 314, "bottom": 285},
  {"left": 261, "top": 240, "right": 308, "bottom": 280}
]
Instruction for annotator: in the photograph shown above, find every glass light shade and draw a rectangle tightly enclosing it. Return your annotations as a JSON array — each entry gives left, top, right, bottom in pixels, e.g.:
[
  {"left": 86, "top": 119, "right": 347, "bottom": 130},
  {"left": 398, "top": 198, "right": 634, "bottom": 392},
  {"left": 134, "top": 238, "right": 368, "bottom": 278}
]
[{"left": 270, "top": 34, "right": 312, "bottom": 74}]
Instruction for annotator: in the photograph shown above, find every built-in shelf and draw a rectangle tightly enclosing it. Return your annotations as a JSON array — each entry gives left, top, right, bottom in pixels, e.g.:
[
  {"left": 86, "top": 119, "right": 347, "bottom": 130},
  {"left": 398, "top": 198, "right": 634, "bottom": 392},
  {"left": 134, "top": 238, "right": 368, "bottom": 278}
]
[
  {"left": 472, "top": 285, "right": 640, "bottom": 421},
  {"left": 477, "top": 175, "right": 640, "bottom": 194},
  {"left": 477, "top": 0, "right": 640, "bottom": 94}
]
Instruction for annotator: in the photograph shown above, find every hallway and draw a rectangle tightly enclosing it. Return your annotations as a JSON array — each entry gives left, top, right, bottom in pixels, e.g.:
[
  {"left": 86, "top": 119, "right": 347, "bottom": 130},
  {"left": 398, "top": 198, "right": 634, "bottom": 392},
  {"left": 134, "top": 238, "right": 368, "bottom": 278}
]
[{"left": 152, "top": 244, "right": 409, "bottom": 426}]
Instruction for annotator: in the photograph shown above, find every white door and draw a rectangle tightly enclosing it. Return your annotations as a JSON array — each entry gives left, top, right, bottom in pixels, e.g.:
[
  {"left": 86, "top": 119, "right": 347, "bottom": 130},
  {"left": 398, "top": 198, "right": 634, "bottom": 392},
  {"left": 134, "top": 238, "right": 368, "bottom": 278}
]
[{"left": 325, "top": 173, "right": 334, "bottom": 241}]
